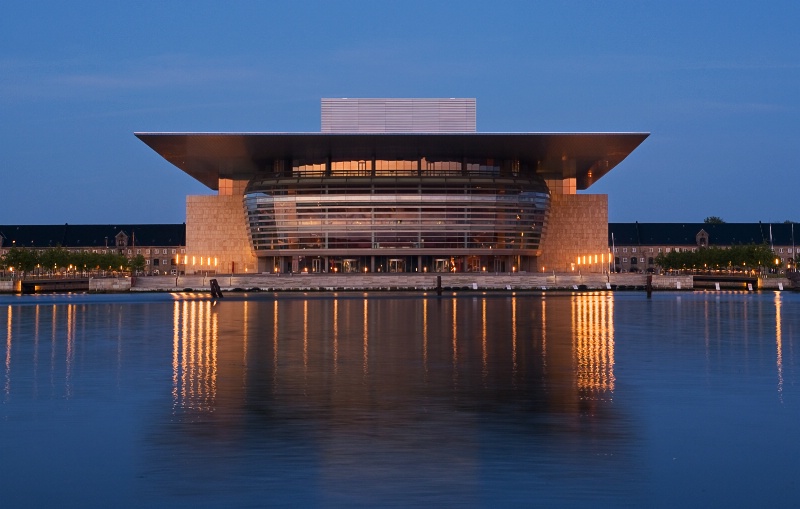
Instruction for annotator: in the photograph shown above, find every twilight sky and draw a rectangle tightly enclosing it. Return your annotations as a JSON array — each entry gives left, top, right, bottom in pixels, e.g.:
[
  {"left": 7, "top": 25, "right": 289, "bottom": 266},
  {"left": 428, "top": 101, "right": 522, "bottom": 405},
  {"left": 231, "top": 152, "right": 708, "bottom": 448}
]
[{"left": 2, "top": 1, "right": 798, "bottom": 224}]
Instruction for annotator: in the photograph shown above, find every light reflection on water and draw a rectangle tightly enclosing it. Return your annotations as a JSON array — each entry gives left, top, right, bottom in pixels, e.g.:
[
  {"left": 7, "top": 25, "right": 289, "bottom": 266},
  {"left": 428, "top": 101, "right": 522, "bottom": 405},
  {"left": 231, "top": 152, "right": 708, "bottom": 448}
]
[{"left": 1, "top": 291, "right": 799, "bottom": 508}]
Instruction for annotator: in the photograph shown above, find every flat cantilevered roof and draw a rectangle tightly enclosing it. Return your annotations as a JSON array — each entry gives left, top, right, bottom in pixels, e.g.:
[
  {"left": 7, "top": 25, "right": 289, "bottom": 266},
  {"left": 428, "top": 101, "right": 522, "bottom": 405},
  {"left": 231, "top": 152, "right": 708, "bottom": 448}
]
[{"left": 135, "top": 132, "right": 648, "bottom": 191}]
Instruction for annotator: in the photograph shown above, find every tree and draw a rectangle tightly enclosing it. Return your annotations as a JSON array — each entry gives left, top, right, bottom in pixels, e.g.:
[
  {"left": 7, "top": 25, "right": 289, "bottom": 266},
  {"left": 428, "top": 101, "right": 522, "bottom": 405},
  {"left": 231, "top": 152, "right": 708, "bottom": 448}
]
[
  {"left": 2, "top": 247, "right": 39, "bottom": 276},
  {"left": 129, "top": 254, "right": 146, "bottom": 274},
  {"left": 39, "top": 247, "right": 70, "bottom": 275},
  {"left": 704, "top": 216, "right": 725, "bottom": 224}
]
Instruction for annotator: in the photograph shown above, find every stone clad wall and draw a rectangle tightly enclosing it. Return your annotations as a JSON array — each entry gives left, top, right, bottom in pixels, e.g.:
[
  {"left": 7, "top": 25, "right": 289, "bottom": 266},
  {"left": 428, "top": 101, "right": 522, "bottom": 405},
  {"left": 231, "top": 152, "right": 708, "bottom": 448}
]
[
  {"left": 133, "top": 272, "right": 643, "bottom": 291},
  {"left": 186, "top": 195, "right": 258, "bottom": 274},
  {"left": 537, "top": 194, "right": 609, "bottom": 273},
  {"left": 89, "top": 278, "right": 132, "bottom": 292}
]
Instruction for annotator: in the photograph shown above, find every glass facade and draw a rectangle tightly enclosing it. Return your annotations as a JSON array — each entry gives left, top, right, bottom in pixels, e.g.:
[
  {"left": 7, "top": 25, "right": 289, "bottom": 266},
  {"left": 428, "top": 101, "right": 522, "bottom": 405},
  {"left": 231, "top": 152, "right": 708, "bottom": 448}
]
[{"left": 244, "top": 159, "right": 550, "bottom": 271}]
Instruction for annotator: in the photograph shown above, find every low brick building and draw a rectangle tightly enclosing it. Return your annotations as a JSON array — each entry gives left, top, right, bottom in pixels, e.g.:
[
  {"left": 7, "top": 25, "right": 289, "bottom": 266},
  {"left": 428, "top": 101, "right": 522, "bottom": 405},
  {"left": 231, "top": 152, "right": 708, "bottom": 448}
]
[
  {"left": 609, "top": 222, "right": 797, "bottom": 273},
  {"left": 0, "top": 224, "right": 186, "bottom": 275}
]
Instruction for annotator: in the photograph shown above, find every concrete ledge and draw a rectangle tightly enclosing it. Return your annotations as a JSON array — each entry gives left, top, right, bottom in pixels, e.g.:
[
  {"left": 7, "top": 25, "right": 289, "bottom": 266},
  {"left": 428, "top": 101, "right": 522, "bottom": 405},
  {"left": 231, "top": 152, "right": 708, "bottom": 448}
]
[
  {"left": 759, "top": 277, "right": 791, "bottom": 290},
  {"left": 132, "top": 273, "right": 648, "bottom": 292},
  {"left": 90, "top": 277, "right": 132, "bottom": 292},
  {"left": 4, "top": 274, "right": 791, "bottom": 294}
]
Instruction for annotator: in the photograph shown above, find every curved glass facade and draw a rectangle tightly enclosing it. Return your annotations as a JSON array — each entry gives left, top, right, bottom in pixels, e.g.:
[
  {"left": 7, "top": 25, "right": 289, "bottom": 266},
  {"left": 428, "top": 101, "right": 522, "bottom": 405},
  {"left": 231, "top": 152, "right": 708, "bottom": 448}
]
[{"left": 244, "top": 159, "right": 550, "bottom": 272}]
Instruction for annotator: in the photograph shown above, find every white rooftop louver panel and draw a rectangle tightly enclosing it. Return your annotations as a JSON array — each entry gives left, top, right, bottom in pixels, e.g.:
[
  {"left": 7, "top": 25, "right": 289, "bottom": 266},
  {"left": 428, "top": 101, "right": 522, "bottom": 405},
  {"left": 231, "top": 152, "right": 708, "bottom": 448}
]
[{"left": 321, "top": 98, "right": 476, "bottom": 133}]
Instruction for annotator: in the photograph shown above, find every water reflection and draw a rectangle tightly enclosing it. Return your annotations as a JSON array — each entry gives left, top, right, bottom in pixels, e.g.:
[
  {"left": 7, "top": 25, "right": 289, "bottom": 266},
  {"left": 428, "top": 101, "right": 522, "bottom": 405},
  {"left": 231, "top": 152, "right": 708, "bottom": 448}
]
[
  {"left": 5, "top": 305, "right": 11, "bottom": 398},
  {"left": 163, "top": 293, "right": 625, "bottom": 430},
  {"left": 775, "top": 292, "right": 783, "bottom": 396},
  {"left": 1, "top": 292, "right": 799, "bottom": 507},
  {"left": 572, "top": 293, "right": 615, "bottom": 395},
  {"left": 172, "top": 300, "right": 218, "bottom": 412}
]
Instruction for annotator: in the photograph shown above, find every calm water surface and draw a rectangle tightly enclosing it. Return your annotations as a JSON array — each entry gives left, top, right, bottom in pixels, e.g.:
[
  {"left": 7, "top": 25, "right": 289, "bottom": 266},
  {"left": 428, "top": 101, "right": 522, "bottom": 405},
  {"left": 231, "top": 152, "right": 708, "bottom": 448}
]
[{"left": 1, "top": 290, "right": 798, "bottom": 508}]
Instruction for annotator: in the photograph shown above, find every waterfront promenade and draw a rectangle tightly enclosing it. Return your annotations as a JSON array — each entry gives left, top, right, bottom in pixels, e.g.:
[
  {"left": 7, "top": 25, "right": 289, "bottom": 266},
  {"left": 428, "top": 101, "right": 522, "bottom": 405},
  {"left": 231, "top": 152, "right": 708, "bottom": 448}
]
[
  {"left": 131, "top": 272, "right": 791, "bottom": 292},
  {"left": 131, "top": 272, "right": 662, "bottom": 292},
  {"left": 2, "top": 272, "right": 791, "bottom": 293}
]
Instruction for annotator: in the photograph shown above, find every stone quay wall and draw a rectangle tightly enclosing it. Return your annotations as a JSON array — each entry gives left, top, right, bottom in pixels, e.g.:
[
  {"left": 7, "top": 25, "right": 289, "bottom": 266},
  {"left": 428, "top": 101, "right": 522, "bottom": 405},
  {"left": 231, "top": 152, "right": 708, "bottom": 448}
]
[
  {"left": 131, "top": 273, "right": 665, "bottom": 293},
  {"left": 2, "top": 274, "right": 794, "bottom": 294},
  {"left": 90, "top": 277, "right": 132, "bottom": 292}
]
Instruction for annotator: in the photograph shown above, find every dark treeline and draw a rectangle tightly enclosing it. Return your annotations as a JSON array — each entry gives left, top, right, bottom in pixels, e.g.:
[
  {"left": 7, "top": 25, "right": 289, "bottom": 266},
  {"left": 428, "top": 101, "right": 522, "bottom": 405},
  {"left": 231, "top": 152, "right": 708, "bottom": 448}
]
[
  {"left": 0, "top": 247, "right": 146, "bottom": 277},
  {"left": 655, "top": 244, "right": 786, "bottom": 273}
]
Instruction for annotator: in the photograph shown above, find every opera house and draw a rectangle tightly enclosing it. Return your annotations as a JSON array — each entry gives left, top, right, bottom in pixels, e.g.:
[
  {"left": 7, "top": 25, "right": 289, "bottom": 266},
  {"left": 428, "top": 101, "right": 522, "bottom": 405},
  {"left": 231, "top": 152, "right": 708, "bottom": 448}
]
[{"left": 136, "top": 99, "right": 647, "bottom": 275}]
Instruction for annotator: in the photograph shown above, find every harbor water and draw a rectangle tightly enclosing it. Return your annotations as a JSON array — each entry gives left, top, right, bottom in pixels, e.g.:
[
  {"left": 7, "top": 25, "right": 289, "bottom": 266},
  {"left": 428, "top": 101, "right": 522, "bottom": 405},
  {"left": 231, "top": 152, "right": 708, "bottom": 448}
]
[{"left": 1, "top": 291, "right": 798, "bottom": 508}]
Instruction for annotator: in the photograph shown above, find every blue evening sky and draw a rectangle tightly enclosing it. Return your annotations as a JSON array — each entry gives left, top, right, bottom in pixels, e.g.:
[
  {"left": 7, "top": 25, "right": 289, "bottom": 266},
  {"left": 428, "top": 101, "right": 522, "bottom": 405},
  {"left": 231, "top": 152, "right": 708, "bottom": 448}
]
[{"left": 2, "top": 1, "right": 798, "bottom": 224}]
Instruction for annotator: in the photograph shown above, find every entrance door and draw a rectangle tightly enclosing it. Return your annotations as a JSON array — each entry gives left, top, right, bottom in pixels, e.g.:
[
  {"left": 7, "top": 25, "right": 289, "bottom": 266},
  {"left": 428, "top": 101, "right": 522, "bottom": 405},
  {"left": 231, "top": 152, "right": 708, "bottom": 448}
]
[
  {"left": 435, "top": 259, "right": 449, "bottom": 272},
  {"left": 312, "top": 259, "right": 323, "bottom": 273},
  {"left": 389, "top": 259, "right": 405, "bottom": 273},
  {"left": 493, "top": 258, "right": 505, "bottom": 273}
]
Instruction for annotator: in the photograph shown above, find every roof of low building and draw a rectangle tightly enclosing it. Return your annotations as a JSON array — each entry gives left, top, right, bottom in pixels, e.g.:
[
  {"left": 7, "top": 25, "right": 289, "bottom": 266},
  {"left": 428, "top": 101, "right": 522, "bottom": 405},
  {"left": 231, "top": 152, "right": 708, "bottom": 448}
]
[
  {"left": 609, "top": 223, "right": 798, "bottom": 246},
  {"left": 0, "top": 224, "right": 185, "bottom": 249}
]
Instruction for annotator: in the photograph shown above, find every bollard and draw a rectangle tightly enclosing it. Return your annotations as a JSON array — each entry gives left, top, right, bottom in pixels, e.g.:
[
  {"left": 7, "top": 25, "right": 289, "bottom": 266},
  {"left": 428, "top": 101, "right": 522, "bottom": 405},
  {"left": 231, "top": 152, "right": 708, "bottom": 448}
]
[
  {"left": 436, "top": 275, "right": 442, "bottom": 296},
  {"left": 210, "top": 278, "right": 224, "bottom": 298}
]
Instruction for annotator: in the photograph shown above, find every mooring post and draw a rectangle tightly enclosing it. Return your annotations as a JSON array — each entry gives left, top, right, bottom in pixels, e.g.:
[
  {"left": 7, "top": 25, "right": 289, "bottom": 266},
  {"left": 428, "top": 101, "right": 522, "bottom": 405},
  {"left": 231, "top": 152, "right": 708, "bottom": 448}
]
[
  {"left": 436, "top": 275, "right": 442, "bottom": 296},
  {"left": 210, "top": 278, "right": 224, "bottom": 299}
]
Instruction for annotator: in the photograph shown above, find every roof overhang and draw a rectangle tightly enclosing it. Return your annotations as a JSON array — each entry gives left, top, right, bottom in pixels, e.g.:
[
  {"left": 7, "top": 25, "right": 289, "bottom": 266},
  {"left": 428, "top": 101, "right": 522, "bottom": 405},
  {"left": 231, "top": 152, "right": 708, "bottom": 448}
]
[{"left": 135, "top": 132, "right": 649, "bottom": 191}]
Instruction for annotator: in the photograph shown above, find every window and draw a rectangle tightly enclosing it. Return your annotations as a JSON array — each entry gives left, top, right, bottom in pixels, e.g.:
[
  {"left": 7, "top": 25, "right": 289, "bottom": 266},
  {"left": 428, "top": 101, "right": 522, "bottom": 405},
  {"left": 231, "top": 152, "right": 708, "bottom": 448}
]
[
  {"left": 632, "top": 248, "right": 637, "bottom": 253},
  {"left": 180, "top": 249, "right": 185, "bottom": 254},
  {"left": 146, "top": 260, "right": 150, "bottom": 265},
  {"left": 622, "top": 258, "right": 628, "bottom": 263},
  {"left": 145, "top": 249, "right": 150, "bottom": 255},
  {"left": 136, "top": 249, "right": 141, "bottom": 254},
  {"left": 622, "top": 247, "right": 628, "bottom": 253},
  {"left": 153, "top": 259, "right": 160, "bottom": 266},
  {"left": 779, "top": 248, "right": 784, "bottom": 253},
  {"left": 614, "top": 248, "right": 618, "bottom": 253},
  {"left": 631, "top": 257, "right": 638, "bottom": 264},
  {"left": 648, "top": 248, "right": 654, "bottom": 253},
  {"left": 666, "top": 248, "right": 671, "bottom": 253},
  {"left": 648, "top": 257, "right": 655, "bottom": 265},
  {"left": 127, "top": 249, "right": 132, "bottom": 255},
  {"left": 171, "top": 249, "right": 176, "bottom": 254},
  {"left": 658, "top": 248, "right": 662, "bottom": 253},
  {"left": 163, "top": 249, "right": 167, "bottom": 255}
]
